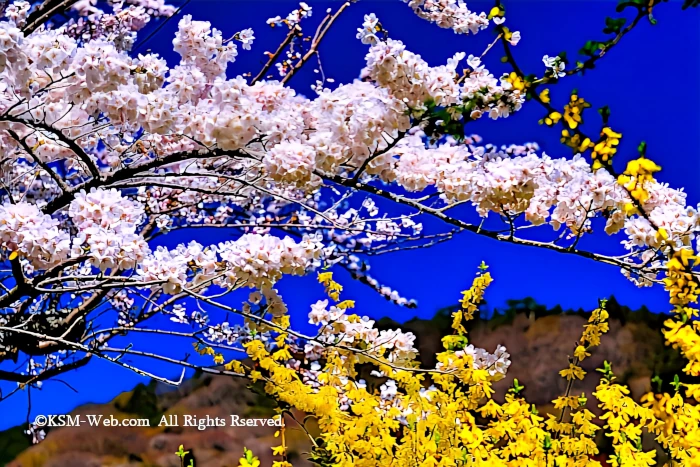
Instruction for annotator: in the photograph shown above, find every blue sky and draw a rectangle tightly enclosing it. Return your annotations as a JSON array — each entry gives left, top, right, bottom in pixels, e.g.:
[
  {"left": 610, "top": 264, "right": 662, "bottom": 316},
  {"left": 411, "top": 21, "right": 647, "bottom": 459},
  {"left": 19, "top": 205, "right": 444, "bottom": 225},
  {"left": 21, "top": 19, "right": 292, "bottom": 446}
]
[{"left": 1, "top": 0, "right": 699, "bottom": 430}]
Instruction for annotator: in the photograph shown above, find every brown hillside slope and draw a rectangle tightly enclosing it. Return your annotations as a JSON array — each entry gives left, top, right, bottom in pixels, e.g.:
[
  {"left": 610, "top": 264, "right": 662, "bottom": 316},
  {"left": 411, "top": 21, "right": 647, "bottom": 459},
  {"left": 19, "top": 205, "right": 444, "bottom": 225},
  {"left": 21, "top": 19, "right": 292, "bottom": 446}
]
[{"left": 5, "top": 298, "right": 687, "bottom": 466}]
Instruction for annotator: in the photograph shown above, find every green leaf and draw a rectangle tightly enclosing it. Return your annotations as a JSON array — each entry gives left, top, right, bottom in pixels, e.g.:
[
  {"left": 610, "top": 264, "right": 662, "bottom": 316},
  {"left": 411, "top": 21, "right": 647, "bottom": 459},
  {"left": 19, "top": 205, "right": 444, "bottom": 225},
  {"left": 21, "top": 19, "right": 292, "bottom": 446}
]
[
  {"left": 543, "top": 433, "right": 552, "bottom": 451},
  {"left": 671, "top": 374, "right": 681, "bottom": 393},
  {"left": 245, "top": 447, "right": 255, "bottom": 463},
  {"left": 603, "top": 16, "right": 627, "bottom": 34},
  {"left": 447, "top": 335, "right": 469, "bottom": 351},
  {"left": 175, "top": 445, "right": 189, "bottom": 458},
  {"left": 596, "top": 360, "right": 614, "bottom": 380},
  {"left": 579, "top": 40, "right": 604, "bottom": 57},
  {"left": 510, "top": 378, "right": 525, "bottom": 395},
  {"left": 598, "top": 105, "right": 611, "bottom": 124},
  {"left": 637, "top": 141, "right": 647, "bottom": 157}
]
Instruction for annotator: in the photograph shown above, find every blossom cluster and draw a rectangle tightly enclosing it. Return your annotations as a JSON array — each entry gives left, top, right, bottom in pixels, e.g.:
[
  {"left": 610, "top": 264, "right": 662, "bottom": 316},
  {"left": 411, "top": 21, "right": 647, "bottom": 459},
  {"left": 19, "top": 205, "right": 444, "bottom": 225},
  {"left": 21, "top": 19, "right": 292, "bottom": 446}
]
[
  {"left": 306, "top": 298, "right": 418, "bottom": 364},
  {"left": 436, "top": 343, "right": 511, "bottom": 380},
  {"left": 0, "top": 0, "right": 696, "bottom": 329},
  {"left": 267, "top": 2, "right": 312, "bottom": 28},
  {"left": 391, "top": 131, "right": 700, "bottom": 284},
  {"left": 361, "top": 39, "right": 523, "bottom": 117},
  {"left": 0, "top": 202, "right": 70, "bottom": 269},
  {"left": 137, "top": 234, "right": 323, "bottom": 293},
  {"left": 402, "top": 0, "right": 490, "bottom": 35}
]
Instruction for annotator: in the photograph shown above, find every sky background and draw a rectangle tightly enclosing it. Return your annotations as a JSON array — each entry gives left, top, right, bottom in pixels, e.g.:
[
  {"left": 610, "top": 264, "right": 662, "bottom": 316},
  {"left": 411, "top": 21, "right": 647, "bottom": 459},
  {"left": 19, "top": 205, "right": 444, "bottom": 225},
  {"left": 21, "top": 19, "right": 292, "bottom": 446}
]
[{"left": 1, "top": 0, "right": 699, "bottom": 430}]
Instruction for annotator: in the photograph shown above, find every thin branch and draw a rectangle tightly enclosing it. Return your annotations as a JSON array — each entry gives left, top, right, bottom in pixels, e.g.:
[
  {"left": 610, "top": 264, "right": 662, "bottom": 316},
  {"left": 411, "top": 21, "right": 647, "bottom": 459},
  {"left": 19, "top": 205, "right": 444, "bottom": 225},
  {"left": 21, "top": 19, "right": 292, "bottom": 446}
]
[
  {"left": 251, "top": 24, "right": 302, "bottom": 85},
  {"left": 281, "top": 2, "right": 352, "bottom": 84}
]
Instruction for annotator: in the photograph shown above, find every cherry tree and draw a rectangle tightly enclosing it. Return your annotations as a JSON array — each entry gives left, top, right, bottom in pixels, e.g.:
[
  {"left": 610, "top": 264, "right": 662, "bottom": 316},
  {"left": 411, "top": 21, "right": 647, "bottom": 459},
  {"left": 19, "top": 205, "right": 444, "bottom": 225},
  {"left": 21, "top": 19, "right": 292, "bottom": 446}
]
[
  {"left": 2, "top": 0, "right": 700, "bottom": 464},
  {"left": 0, "top": 0, "right": 520, "bottom": 385}
]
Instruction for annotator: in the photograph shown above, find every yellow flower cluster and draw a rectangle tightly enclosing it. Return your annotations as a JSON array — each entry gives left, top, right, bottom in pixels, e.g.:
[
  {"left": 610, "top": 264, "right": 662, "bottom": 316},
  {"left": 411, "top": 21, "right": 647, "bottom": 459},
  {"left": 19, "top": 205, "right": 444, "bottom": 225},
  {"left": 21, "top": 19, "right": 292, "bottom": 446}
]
[
  {"left": 547, "top": 303, "right": 610, "bottom": 465},
  {"left": 502, "top": 72, "right": 527, "bottom": 92},
  {"left": 561, "top": 128, "right": 595, "bottom": 155},
  {"left": 617, "top": 157, "right": 661, "bottom": 205},
  {"left": 542, "top": 111, "right": 561, "bottom": 126},
  {"left": 664, "top": 320, "right": 700, "bottom": 377},
  {"left": 169, "top": 249, "right": 700, "bottom": 467},
  {"left": 558, "top": 303, "right": 608, "bottom": 384},
  {"left": 318, "top": 271, "right": 343, "bottom": 300},
  {"left": 222, "top": 264, "right": 700, "bottom": 466},
  {"left": 663, "top": 248, "right": 699, "bottom": 309},
  {"left": 642, "top": 390, "right": 700, "bottom": 465},
  {"left": 659, "top": 247, "right": 700, "bottom": 379},
  {"left": 453, "top": 267, "right": 493, "bottom": 333},
  {"left": 591, "top": 127, "right": 622, "bottom": 170},
  {"left": 595, "top": 376, "right": 661, "bottom": 467},
  {"left": 563, "top": 94, "right": 591, "bottom": 130},
  {"left": 239, "top": 448, "right": 261, "bottom": 467}
]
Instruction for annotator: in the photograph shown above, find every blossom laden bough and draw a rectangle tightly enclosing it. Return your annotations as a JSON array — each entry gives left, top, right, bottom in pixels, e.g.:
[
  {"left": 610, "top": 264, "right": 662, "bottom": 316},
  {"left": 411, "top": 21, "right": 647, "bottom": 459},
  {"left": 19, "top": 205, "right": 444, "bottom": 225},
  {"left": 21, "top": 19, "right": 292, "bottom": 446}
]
[{"left": 0, "top": 0, "right": 699, "bottom": 464}]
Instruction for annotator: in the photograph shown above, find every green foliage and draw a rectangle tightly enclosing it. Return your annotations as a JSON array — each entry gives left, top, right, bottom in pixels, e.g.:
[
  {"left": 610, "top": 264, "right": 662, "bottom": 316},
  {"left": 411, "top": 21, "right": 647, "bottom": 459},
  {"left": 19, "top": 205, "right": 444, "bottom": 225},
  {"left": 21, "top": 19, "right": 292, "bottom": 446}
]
[
  {"left": 637, "top": 140, "right": 648, "bottom": 157},
  {"left": 671, "top": 374, "right": 682, "bottom": 394},
  {"left": 175, "top": 445, "right": 195, "bottom": 467},
  {"left": 603, "top": 17, "right": 627, "bottom": 34},
  {"left": 579, "top": 40, "right": 605, "bottom": 57},
  {"left": 175, "top": 445, "right": 189, "bottom": 459},
  {"left": 543, "top": 433, "right": 553, "bottom": 451},
  {"left": 509, "top": 378, "right": 525, "bottom": 395},
  {"left": 597, "top": 360, "right": 614, "bottom": 380}
]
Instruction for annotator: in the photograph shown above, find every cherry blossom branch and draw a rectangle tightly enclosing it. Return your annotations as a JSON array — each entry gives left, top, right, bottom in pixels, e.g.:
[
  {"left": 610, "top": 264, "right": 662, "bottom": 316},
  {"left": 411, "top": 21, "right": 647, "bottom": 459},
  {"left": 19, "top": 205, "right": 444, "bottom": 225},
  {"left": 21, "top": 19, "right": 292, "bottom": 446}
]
[
  {"left": 98, "top": 346, "right": 244, "bottom": 378},
  {"left": 498, "top": 35, "right": 661, "bottom": 232},
  {"left": 1, "top": 114, "right": 101, "bottom": 180},
  {"left": 281, "top": 2, "right": 352, "bottom": 84},
  {"left": 0, "top": 326, "right": 187, "bottom": 385},
  {"left": 531, "top": 0, "right": 660, "bottom": 85},
  {"left": 7, "top": 129, "right": 70, "bottom": 192},
  {"left": 251, "top": 24, "right": 302, "bottom": 85},
  {"left": 184, "top": 288, "right": 454, "bottom": 376},
  {"left": 0, "top": 356, "right": 90, "bottom": 384},
  {"left": 22, "top": 0, "right": 79, "bottom": 34},
  {"left": 318, "top": 171, "right": 654, "bottom": 275}
]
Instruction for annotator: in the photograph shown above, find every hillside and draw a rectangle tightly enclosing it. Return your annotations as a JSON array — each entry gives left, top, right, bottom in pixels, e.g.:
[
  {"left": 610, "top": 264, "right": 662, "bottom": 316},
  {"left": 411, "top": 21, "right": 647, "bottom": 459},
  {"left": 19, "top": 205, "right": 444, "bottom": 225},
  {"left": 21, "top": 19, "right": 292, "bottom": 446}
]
[{"left": 1, "top": 297, "right": 691, "bottom": 466}]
